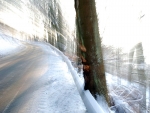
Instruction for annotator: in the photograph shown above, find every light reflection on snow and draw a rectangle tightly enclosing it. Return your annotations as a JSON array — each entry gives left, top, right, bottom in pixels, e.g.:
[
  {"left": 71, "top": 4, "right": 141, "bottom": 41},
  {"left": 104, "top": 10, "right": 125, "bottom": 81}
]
[{"left": 0, "top": 33, "right": 22, "bottom": 56}]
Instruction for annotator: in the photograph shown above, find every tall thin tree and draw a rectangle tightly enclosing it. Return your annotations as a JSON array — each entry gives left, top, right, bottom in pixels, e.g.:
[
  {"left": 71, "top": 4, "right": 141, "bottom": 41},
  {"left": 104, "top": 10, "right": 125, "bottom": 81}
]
[{"left": 75, "top": 0, "right": 110, "bottom": 106}]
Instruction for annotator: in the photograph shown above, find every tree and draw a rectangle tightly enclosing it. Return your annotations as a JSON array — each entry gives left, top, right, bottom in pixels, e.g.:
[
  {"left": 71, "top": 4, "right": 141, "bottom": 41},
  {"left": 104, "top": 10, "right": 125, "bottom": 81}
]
[{"left": 74, "top": 0, "right": 110, "bottom": 106}]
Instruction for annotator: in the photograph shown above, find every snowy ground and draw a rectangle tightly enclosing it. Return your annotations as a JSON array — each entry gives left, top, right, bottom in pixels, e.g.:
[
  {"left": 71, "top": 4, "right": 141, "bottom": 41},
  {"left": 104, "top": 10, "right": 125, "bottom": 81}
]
[
  {"left": 0, "top": 32, "right": 23, "bottom": 58},
  {"left": 29, "top": 42, "right": 87, "bottom": 113},
  {"left": 106, "top": 73, "right": 147, "bottom": 113},
  {"left": 2, "top": 33, "right": 143, "bottom": 113},
  {"left": 0, "top": 35, "right": 87, "bottom": 113}
]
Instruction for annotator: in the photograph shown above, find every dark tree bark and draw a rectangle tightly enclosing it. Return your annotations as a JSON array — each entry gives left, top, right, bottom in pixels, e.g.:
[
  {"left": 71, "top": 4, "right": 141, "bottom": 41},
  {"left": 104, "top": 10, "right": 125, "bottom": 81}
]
[{"left": 74, "top": 0, "right": 110, "bottom": 106}]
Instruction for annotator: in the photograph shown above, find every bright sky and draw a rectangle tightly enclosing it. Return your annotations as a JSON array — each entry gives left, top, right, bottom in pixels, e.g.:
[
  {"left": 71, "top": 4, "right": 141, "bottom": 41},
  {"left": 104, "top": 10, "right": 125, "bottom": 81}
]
[
  {"left": 95, "top": 0, "right": 150, "bottom": 63},
  {"left": 58, "top": 0, "right": 75, "bottom": 32}
]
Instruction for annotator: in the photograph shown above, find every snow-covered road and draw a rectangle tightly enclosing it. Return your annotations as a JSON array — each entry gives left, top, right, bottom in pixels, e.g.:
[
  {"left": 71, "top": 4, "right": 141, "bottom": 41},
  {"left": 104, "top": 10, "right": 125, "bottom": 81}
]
[{"left": 0, "top": 39, "right": 86, "bottom": 113}]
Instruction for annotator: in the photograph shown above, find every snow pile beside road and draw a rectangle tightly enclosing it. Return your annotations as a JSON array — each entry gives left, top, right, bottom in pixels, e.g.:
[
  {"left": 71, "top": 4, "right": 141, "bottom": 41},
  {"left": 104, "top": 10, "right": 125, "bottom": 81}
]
[
  {"left": 26, "top": 42, "right": 87, "bottom": 113},
  {"left": 39, "top": 42, "right": 107, "bottom": 113},
  {"left": 106, "top": 73, "right": 144, "bottom": 113},
  {"left": 0, "top": 33, "right": 22, "bottom": 57}
]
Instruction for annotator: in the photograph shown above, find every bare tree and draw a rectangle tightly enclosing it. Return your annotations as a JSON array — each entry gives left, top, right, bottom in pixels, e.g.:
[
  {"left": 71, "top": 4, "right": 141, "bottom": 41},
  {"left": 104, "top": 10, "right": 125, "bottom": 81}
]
[{"left": 75, "top": 0, "right": 110, "bottom": 106}]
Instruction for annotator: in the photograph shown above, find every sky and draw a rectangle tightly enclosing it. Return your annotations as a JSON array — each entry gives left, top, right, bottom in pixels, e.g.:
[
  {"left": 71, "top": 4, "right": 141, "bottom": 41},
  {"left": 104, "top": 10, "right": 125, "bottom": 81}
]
[
  {"left": 95, "top": 0, "right": 150, "bottom": 63},
  {"left": 58, "top": 0, "right": 76, "bottom": 32}
]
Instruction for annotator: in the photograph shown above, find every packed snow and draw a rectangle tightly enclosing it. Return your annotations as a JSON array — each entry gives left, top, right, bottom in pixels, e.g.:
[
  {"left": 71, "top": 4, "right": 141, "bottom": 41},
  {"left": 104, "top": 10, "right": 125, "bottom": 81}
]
[
  {"left": 106, "top": 73, "right": 146, "bottom": 113},
  {"left": 0, "top": 32, "right": 23, "bottom": 57}
]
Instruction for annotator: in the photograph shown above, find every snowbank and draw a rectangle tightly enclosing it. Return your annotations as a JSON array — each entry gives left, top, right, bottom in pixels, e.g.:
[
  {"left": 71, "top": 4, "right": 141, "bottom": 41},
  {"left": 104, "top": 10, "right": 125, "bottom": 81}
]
[
  {"left": 43, "top": 42, "right": 106, "bottom": 113},
  {"left": 106, "top": 73, "right": 144, "bottom": 113},
  {"left": 0, "top": 33, "right": 23, "bottom": 57}
]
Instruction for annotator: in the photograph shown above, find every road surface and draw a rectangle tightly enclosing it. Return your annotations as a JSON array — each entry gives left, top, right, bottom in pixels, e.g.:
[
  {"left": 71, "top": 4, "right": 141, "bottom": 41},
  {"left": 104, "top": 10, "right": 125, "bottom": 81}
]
[{"left": 0, "top": 43, "right": 51, "bottom": 112}]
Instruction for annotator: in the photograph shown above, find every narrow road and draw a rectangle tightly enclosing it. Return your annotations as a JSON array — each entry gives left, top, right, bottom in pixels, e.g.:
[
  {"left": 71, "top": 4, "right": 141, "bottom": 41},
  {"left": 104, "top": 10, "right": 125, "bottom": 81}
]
[
  {"left": 0, "top": 42, "right": 86, "bottom": 113},
  {"left": 0, "top": 43, "right": 49, "bottom": 112}
]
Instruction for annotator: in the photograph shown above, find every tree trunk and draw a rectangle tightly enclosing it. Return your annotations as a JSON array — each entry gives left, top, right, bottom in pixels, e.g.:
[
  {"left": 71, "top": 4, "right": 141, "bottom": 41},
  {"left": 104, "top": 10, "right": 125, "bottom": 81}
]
[{"left": 75, "top": 0, "right": 110, "bottom": 106}]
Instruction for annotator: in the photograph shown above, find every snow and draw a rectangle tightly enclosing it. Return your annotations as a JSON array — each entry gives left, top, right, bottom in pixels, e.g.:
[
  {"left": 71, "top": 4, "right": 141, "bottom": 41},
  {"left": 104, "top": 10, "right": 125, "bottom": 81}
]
[
  {"left": 0, "top": 32, "right": 23, "bottom": 57},
  {"left": 0, "top": 34, "right": 113, "bottom": 113},
  {"left": 31, "top": 43, "right": 86, "bottom": 113},
  {"left": 45, "top": 42, "right": 107, "bottom": 113},
  {"left": 0, "top": 36, "right": 87, "bottom": 113},
  {"left": 17, "top": 45, "right": 86, "bottom": 113},
  {"left": 105, "top": 73, "right": 145, "bottom": 113},
  {"left": 3, "top": 33, "right": 146, "bottom": 113},
  {"left": 2, "top": 34, "right": 146, "bottom": 113}
]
